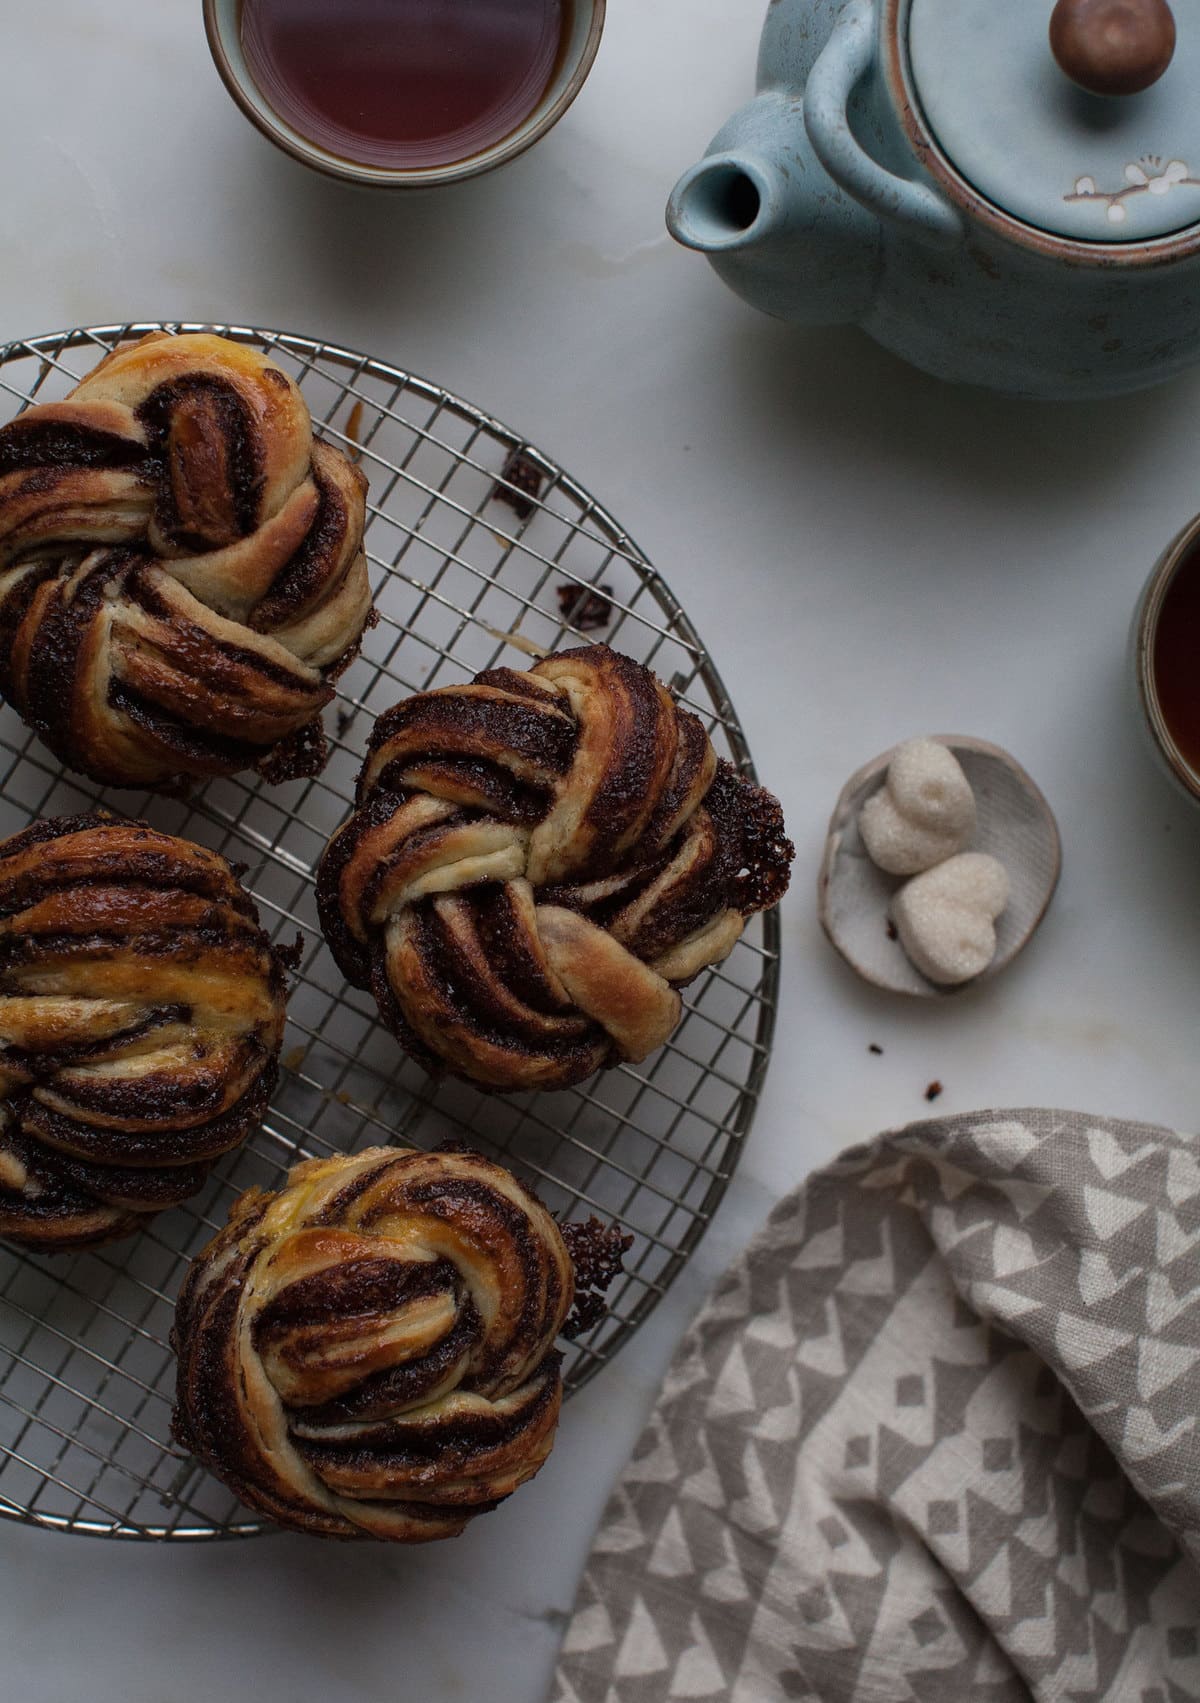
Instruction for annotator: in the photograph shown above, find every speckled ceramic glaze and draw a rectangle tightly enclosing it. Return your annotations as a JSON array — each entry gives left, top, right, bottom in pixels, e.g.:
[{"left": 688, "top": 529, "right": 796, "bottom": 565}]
[{"left": 667, "top": 0, "right": 1200, "bottom": 399}]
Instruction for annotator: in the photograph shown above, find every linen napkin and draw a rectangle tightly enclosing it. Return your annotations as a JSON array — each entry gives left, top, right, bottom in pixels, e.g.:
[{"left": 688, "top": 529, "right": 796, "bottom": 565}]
[{"left": 551, "top": 1109, "right": 1200, "bottom": 1703}]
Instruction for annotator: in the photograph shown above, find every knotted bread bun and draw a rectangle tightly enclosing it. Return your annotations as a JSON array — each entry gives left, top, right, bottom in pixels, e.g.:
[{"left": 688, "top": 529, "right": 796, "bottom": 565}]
[
  {"left": 172, "top": 1145, "right": 579, "bottom": 1540},
  {"left": 0, "top": 813, "right": 288, "bottom": 1248},
  {"left": 0, "top": 331, "right": 371, "bottom": 789},
  {"left": 317, "top": 645, "right": 793, "bottom": 1091}
]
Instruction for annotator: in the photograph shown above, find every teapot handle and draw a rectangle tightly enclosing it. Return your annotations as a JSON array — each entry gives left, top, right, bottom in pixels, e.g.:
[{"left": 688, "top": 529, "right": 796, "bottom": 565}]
[{"left": 804, "top": 0, "right": 963, "bottom": 249}]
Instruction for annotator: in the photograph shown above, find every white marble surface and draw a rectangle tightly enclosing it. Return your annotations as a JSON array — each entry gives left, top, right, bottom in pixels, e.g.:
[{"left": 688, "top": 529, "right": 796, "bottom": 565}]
[{"left": 5, "top": 2, "right": 1200, "bottom": 1698}]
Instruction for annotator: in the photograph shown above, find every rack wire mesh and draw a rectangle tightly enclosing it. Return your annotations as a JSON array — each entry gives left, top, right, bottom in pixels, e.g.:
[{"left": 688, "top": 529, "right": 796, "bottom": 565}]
[{"left": 0, "top": 321, "right": 781, "bottom": 1540}]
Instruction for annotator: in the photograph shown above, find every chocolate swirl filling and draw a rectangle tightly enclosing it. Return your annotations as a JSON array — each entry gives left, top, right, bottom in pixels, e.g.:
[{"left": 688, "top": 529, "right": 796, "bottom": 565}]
[
  {"left": 317, "top": 645, "right": 794, "bottom": 1092},
  {"left": 171, "top": 1146, "right": 623, "bottom": 1541},
  {"left": 0, "top": 331, "right": 372, "bottom": 790},
  {"left": 0, "top": 812, "right": 288, "bottom": 1249}
]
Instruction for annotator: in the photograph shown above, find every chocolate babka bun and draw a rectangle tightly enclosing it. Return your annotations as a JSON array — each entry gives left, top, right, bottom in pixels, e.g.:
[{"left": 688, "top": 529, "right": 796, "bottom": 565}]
[
  {"left": 316, "top": 644, "right": 794, "bottom": 1092},
  {"left": 172, "top": 1145, "right": 606, "bottom": 1541},
  {"left": 0, "top": 813, "right": 288, "bottom": 1249},
  {"left": 0, "top": 330, "right": 372, "bottom": 789}
]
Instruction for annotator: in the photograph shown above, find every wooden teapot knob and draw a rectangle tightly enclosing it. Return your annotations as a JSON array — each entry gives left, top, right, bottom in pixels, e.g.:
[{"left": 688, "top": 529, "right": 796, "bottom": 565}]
[{"left": 1050, "top": 0, "right": 1176, "bottom": 95}]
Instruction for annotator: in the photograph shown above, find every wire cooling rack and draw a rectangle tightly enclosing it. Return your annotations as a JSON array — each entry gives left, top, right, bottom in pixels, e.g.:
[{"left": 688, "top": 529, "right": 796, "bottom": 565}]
[{"left": 0, "top": 321, "right": 781, "bottom": 1540}]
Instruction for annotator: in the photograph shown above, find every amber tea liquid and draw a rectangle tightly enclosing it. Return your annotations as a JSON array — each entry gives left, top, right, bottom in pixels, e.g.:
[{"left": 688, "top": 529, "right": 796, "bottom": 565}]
[
  {"left": 1152, "top": 539, "right": 1200, "bottom": 776},
  {"left": 240, "top": 0, "right": 566, "bottom": 170}
]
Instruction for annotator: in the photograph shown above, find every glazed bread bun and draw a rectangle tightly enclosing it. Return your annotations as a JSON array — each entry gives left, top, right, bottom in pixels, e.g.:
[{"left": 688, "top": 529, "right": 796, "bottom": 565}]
[
  {"left": 317, "top": 644, "right": 793, "bottom": 1091},
  {"left": 0, "top": 813, "right": 288, "bottom": 1249},
  {"left": 172, "top": 1145, "right": 618, "bottom": 1541},
  {"left": 0, "top": 330, "right": 371, "bottom": 789}
]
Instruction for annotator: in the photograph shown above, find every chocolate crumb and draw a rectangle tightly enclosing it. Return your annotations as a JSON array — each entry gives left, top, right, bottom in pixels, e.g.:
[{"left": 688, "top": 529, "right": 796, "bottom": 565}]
[
  {"left": 258, "top": 718, "right": 327, "bottom": 784},
  {"left": 560, "top": 1217, "right": 633, "bottom": 1339},
  {"left": 868, "top": 1043, "right": 883, "bottom": 1056},
  {"left": 492, "top": 447, "right": 546, "bottom": 522},
  {"left": 925, "top": 1080, "right": 943, "bottom": 1102},
  {"left": 277, "top": 932, "right": 304, "bottom": 973},
  {"left": 565, "top": 1291, "right": 608, "bottom": 1338},
  {"left": 706, "top": 763, "right": 793, "bottom": 916},
  {"left": 556, "top": 582, "right": 614, "bottom": 631},
  {"left": 886, "top": 919, "right": 899, "bottom": 941},
  {"left": 336, "top": 707, "right": 355, "bottom": 739}
]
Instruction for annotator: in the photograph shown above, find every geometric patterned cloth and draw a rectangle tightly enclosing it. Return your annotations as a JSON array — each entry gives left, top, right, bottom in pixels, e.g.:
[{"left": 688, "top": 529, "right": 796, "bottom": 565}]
[{"left": 551, "top": 1110, "right": 1200, "bottom": 1703}]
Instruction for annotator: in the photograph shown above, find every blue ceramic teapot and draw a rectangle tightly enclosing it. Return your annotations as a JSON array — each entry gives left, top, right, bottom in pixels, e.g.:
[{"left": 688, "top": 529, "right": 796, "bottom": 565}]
[{"left": 667, "top": 0, "right": 1200, "bottom": 399}]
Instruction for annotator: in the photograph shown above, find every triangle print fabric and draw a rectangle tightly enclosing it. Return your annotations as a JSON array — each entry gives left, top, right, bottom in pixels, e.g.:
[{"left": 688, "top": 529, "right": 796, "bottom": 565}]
[{"left": 551, "top": 1110, "right": 1200, "bottom": 1703}]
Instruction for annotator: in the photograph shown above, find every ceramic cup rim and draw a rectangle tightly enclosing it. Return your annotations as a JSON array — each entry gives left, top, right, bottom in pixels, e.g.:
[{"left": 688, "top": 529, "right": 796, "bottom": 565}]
[
  {"left": 203, "top": 0, "right": 606, "bottom": 188},
  {"left": 1134, "top": 509, "right": 1200, "bottom": 804}
]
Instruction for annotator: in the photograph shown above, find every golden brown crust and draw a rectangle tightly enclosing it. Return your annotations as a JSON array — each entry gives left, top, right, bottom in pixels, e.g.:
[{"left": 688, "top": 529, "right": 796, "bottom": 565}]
[
  {"left": 317, "top": 645, "right": 793, "bottom": 1091},
  {"left": 171, "top": 1146, "right": 575, "bottom": 1541},
  {"left": 0, "top": 812, "right": 287, "bottom": 1248},
  {"left": 0, "top": 332, "right": 372, "bottom": 790}
]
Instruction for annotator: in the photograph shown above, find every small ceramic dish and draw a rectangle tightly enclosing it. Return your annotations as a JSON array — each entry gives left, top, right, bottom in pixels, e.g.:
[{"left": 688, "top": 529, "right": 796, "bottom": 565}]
[
  {"left": 818, "top": 735, "right": 1062, "bottom": 997},
  {"left": 203, "top": 0, "right": 606, "bottom": 188},
  {"left": 1130, "top": 508, "right": 1200, "bottom": 806}
]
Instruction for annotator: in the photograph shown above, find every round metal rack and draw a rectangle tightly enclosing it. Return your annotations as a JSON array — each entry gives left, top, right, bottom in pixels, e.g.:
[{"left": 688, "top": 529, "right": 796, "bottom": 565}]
[{"left": 0, "top": 321, "right": 781, "bottom": 1539}]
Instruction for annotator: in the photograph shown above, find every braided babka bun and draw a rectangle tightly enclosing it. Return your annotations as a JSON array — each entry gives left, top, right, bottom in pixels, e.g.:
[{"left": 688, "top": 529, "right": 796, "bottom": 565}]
[
  {"left": 172, "top": 1145, "right": 605, "bottom": 1541},
  {"left": 0, "top": 331, "right": 371, "bottom": 789},
  {"left": 316, "top": 645, "right": 793, "bottom": 1091},
  {"left": 0, "top": 813, "right": 288, "bottom": 1249}
]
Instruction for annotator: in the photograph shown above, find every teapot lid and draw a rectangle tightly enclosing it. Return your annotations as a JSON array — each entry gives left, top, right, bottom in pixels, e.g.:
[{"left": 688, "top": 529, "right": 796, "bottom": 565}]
[{"left": 908, "top": 0, "right": 1200, "bottom": 240}]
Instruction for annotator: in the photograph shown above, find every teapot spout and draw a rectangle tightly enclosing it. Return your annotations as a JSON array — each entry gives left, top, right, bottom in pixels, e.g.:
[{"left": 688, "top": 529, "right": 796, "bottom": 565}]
[
  {"left": 666, "top": 93, "right": 881, "bottom": 327},
  {"left": 667, "top": 153, "right": 778, "bottom": 256}
]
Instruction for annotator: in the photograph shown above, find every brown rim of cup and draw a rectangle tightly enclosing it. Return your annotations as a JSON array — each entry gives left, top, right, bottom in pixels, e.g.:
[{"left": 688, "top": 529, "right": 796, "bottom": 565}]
[
  {"left": 202, "top": 0, "right": 606, "bottom": 189},
  {"left": 1135, "top": 509, "right": 1200, "bottom": 803}
]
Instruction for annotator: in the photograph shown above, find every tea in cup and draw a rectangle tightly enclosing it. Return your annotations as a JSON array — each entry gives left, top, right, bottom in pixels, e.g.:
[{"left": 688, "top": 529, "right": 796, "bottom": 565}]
[
  {"left": 1132, "top": 512, "right": 1200, "bottom": 804},
  {"left": 204, "top": 0, "right": 605, "bottom": 186}
]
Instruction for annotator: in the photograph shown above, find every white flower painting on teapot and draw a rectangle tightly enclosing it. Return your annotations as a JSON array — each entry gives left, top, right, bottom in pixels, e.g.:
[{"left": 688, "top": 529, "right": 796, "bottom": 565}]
[{"left": 1068, "top": 157, "right": 1200, "bottom": 224}]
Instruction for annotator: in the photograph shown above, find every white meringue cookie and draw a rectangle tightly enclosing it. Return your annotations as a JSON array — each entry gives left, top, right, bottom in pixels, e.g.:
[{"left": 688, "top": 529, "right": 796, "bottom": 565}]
[
  {"left": 859, "top": 738, "right": 976, "bottom": 875},
  {"left": 891, "top": 852, "right": 1009, "bottom": 986}
]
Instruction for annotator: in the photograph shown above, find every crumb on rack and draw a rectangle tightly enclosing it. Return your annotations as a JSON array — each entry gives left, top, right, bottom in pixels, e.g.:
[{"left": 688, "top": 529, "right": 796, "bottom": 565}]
[
  {"left": 556, "top": 582, "right": 614, "bottom": 631},
  {"left": 868, "top": 1043, "right": 883, "bottom": 1055},
  {"left": 925, "top": 1080, "right": 943, "bottom": 1102},
  {"left": 560, "top": 1217, "right": 634, "bottom": 1339},
  {"left": 708, "top": 764, "right": 793, "bottom": 915},
  {"left": 258, "top": 718, "right": 327, "bottom": 784},
  {"left": 336, "top": 707, "right": 355, "bottom": 739},
  {"left": 480, "top": 623, "right": 546, "bottom": 660},
  {"left": 345, "top": 398, "right": 365, "bottom": 461},
  {"left": 278, "top": 933, "right": 305, "bottom": 973},
  {"left": 492, "top": 447, "right": 547, "bottom": 521}
]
